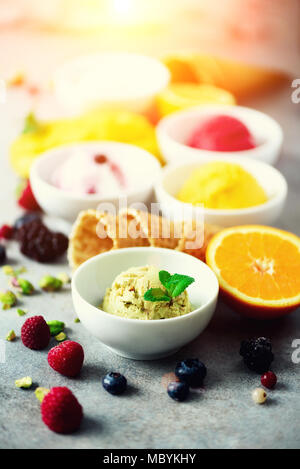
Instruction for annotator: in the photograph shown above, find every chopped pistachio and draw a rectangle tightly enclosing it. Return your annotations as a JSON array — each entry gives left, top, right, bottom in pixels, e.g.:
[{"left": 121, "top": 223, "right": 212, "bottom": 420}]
[
  {"left": 57, "top": 272, "right": 71, "bottom": 284},
  {"left": 47, "top": 320, "right": 65, "bottom": 336},
  {"left": 74, "top": 317, "right": 80, "bottom": 323},
  {"left": 2, "top": 265, "right": 14, "bottom": 276},
  {"left": 0, "top": 290, "right": 17, "bottom": 309},
  {"left": 14, "top": 266, "right": 27, "bottom": 276},
  {"left": 35, "top": 387, "right": 50, "bottom": 403},
  {"left": 17, "top": 308, "right": 27, "bottom": 317},
  {"left": 55, "top": 332, "right": 67, "bottom": 342},
  {"left": 17, "top": 278, "right": 34, "bottom": 295},
  {"left": 6, "top": 330, "right": 16, "bottom": 341},
  {"left": 15, "top": 376, "right": 32, "bottom": 389},
  {"left": 39, "top": 275, "right": 63, "bottom": 292}
]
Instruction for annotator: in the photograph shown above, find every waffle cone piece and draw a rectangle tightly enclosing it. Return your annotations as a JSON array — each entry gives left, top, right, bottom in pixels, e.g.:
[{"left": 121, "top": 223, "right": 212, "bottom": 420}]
[{"left": 68, "top": 208, "right": 221, "bottom": 270}]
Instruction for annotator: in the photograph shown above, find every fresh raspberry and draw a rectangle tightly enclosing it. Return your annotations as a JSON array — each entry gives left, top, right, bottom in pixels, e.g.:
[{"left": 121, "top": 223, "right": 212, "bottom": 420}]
[
  {"left": 41, "top": 387, "right": 83, "bottom": 434},
  {"left": 48, "top": 340, "right": 84, "bottom": 377},
  {"left": 261, "top": 371, "right": 277, "bottom": 389},
  {"left": 0, "top": 224, "right": 14, "bottom": 240},
  {"left": 21, "top": 315, "right": 50, "bottom": 350},
  {"left": 17, "top": 180, "right": 41, "bottom": 211},
  {"left": 15, "top": 220, "right": 68, "bottom": 263}
]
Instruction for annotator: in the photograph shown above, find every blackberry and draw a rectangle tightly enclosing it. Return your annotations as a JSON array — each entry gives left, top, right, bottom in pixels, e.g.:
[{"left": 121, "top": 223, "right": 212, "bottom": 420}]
[
  {"left": 240, "top": 337, "right": 274, "bottom": 373},
  {"left": 14, "top": 212, "right": 41, "bottom": 231},
  {"left": 15, "top": 220, "right": 68, "bottom": 263}
]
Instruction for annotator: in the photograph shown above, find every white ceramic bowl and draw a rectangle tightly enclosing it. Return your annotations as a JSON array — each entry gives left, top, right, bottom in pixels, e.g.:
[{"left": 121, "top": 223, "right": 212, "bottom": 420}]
[
  {"left": 155, "top": 157, "right": 287, "bottom": 227},
  {"left": 157, "top": 105, "right": 283, "bottom": 166},
  {"left": 53, "top": 52, "right": 170, "bottom": 114},
  {"left": 30, "top": 141, "right": 161, "bottom": 222},
  {"left": 72, "top": 247, "right": 219, "bottom": 360}
]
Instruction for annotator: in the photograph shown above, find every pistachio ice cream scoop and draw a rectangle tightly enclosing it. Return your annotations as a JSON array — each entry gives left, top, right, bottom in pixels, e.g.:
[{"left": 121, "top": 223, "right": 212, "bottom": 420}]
[{"left": 102, "top": 265, "right": 192, "bottom": 320}]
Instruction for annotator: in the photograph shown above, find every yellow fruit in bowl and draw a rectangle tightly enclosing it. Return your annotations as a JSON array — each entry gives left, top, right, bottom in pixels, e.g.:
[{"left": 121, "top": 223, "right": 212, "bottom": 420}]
[
  {"left": 156, "top": 83, "right": 236, "bottom": 117},
  {"left": 10, "top": 110, "right": 163, "bottom": 178}
]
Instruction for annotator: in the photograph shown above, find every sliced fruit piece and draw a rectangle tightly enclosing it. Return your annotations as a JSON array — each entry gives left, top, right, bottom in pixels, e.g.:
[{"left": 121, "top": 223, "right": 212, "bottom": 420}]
[
  {"left": 206, "top": 225, "right": 300, "bottom": 319},
  {"left": 157, "top": 83, "right": 235, "bottom": 117}
]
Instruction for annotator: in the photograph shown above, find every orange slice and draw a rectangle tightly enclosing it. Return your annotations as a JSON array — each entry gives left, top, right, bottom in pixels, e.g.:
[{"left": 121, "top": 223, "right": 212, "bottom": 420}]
[{"left": 206, "top": 225, "right": 300, "bottom": 319}]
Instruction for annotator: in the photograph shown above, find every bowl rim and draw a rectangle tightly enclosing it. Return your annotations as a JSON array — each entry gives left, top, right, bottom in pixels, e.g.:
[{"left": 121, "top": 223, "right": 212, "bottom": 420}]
[
  {"left": 30, "top": 140, "right": 161, "bottom": 202},
  {"left": 54, "top": 51, "right": 171, "bottom": 101},
  {"left": 156, "top": 104, "right": 283, "bottom": 156},
  {"left": 72, "top": 247, "right": 219, "bottom": 325},
  {"left": 155, "top": 157, "right": 288, "bottom": 216}
]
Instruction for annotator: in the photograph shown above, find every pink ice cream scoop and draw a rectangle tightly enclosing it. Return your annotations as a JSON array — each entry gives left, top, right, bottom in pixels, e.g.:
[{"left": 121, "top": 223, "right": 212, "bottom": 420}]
[
  {"left": 51, "top": 150, "right": 126, "bottom": 196},
  {"left": 187, "top": 115, "right": 256, "bottom": 152}
]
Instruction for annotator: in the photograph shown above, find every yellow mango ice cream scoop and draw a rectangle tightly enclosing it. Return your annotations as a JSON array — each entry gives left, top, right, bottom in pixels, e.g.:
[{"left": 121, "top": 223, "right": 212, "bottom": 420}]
[
  {"left": 177, "top": 161, "right": 267, "bottom": 210},
  {"left": 10, "top": 110, "right": 163, "bottom": 178}
]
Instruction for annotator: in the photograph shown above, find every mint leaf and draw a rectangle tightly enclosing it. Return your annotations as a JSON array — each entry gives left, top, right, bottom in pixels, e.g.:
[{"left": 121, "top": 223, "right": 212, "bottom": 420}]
[
  {"left": 144, "top": 288, "right": 171, "bottom": 302},
  {"left": 165, "top": 274, "right": 195, "bottom": 298},
  {"left": 159, "top": 270, "right": 171, "bottom": 288}
]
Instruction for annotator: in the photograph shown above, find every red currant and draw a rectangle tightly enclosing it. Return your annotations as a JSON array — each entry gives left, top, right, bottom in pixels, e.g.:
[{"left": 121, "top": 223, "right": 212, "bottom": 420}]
[{"left": 261, "top": 371, "right": 277, "bottom": 389}]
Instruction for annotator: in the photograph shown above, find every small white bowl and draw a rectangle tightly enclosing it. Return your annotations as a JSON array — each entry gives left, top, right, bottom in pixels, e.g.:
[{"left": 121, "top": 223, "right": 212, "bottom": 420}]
[
  {"left": 30, "top": 141, "right": 161, "bottom": 222},
  {"left": 72, "top": 247, "right": 219, "bottom": 360},
  {"left": 155, "top": 157, "right": 287, "bottom": 227},
  {"left": 156, "top": 105, "right": 283, "bottom": 166},
  {"left": 53, "top": 52, "right": 170, "bottom": 114}
]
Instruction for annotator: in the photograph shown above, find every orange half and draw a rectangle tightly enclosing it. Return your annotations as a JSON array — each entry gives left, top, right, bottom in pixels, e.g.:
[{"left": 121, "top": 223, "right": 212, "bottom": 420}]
[{"left": 206, "top": 225, "right": 300, "bottom": 319}]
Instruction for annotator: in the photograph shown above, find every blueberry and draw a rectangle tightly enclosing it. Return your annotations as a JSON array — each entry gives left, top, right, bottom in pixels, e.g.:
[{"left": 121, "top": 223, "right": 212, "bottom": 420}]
[
  {"left": 14, "top": 212, "right": 41, "bottom": 230},
  {"left": 102, "top": 372, "right": 127, "bottom": 395},
  {"left": 0, "top": 244, "right": 6, "bottom": 265},
  {"left": 167, "top": 381, "right": 189, "bottom": 402},
  {"left": 175, "top": 358, "right": 207, "bottom": 387}
]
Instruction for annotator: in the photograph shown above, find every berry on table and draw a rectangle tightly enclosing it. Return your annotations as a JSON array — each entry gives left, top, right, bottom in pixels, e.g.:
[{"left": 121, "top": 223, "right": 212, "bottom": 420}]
[
  {"left": 240, "top": 337, "right": 274, "bottom": 374},
  {"left": 41, "top": 387, "right": 83, "bottom": 434},
  {"left": 15, "top": 220, "right": 68, "bottom": 263},
  {"left": 0, "top": 224, "right": 13, "bottom": 240},
  {"left": 167, "top": 381, "right": 189, "bottom": 402},
  {"left": 261, "top": 371, "right": 277, "bottom": 389},
  {"left": 21, "top": 315, "right": 50, "bottom": 350},
  {"left": 17, "top": 180, "right": 40, "bottom": 211},
  {"left": 0, "top": 245, "right": 7, "bottom": 265},
  {"left": 48, "top": 340, "right": 84, "bottom": 377},
  {"left": 102, "top": 372, "right": 127, "bottom": 395},
  {"left": 252, "top": 388, "right": 267, "bottom": 405},
  {"left": 175, "top": 358, "right": 207, "bottom": 387}
]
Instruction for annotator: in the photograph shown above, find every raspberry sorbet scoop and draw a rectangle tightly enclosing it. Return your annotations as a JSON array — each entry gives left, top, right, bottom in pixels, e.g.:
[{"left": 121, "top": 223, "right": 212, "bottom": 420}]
[{"left": 188, "top": 115, "right": 256, "bottom": 152}]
